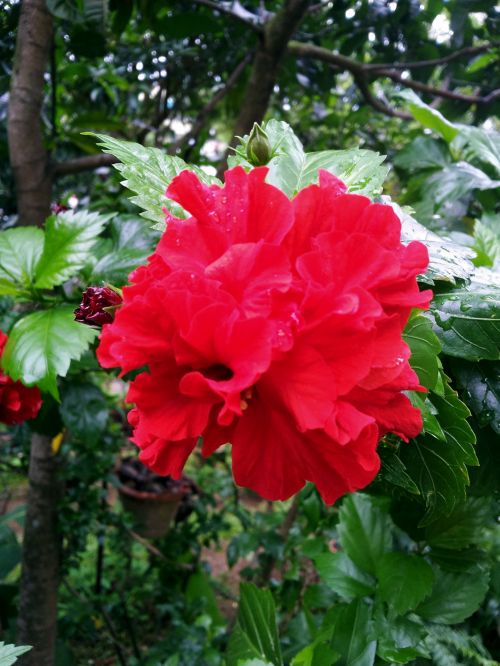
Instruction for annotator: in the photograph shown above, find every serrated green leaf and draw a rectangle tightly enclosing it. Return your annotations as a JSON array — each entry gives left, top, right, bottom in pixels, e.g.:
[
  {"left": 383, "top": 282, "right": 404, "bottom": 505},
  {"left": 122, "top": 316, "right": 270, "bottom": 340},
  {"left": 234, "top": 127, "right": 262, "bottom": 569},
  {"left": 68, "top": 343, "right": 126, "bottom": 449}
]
[
  {"left": 375, "top": 611, "right": 428, "bottom": 663},
  {"left": 0, "top": 642, "right": 32, "bottom": 666},
  {"left": 35, "top": 210, "right": 112, "bottom": 288},
  {"left": 90, "top": 134, "right": 220, "bottom": 227},
  {"left": 337, "top": 494, "right": 392, "bottom": 576},
  {"left": 424, "top": 497, "right": 495, "bottom": 550},
  {"left": 314, "top": 552, "right": 375, "bottom": 601},
  {"left": 378, "top": 449, "right": 421, "bottom": 494},
  {"left": 230, "top": 120, "right": 388, "bottom": 198},
  {"left": 452, "top": 126, "right": 500, "bottom": 176},
  {"left": 0, "top": 227, "right": 45, "bottom": 293},
  {"left": 408, "top": 393, "right": 446, "bottom": 441},
  {"left": 400, "top": 374, "right": 477, "bottom": 524},
  {"left": 404, "top": 313, "right": 441, "bottom": 390},
  {"left": 394, "top": 137, "right": 450, "bottom": 173},
  {"left": 417, "top": 565, "right": 489, "bottom": 624},
  {"left": 376, "top": 552, "right": 434, "bottom": 615},
  {"left": 425, "top": 162, "right": 500, "bottom": 205},
  {"left": 388, "top": 200, "right": 475, "bottom": 284},
  {"left": 473, "top": 221, "right": 500, "bottom": 268},
  {"left": 328, "top": 599, "right": 377, "bottom": 666},
  {"left": 397, "top": 90, "right": 458, "bottom": 143},
  {"left": 1, "top": 307, "right": 98, "bottom": 399},
  {"left": 227, "top": 583, "right": 282, "bottom": 666},
  {"left": 89, "top": 216, "right": 158, "bottom": 283},
  {"left": 60, "top": 382, "right": 108, "bottom": 442},
  {"left": 429, "top": 287, "right": 500, "bottom": 361}
]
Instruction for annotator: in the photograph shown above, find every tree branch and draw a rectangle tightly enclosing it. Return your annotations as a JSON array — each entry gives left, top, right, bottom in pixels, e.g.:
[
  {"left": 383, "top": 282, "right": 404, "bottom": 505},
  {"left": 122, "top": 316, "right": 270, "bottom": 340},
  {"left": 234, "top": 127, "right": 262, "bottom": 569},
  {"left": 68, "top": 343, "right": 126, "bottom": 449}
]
[
  {"left": 352, "top": 73, "right": 412, "bottom": 119},
  {"left": 52, "top": 153, "right": 117, "bottom": 176},
  {"left": 168, "top": 52, "right": 253, "bottom": 155},
  {"left": 289, "top": 41, "right": 500, "bottom": 105},
  {"left": 365, "top": 43, "right": 498, "bottom": 71},
  {"left": 190, "top": 0, "right": 263, "bottom": 32},
  {"left": 218, "top": 0, "right": 311, "bottom": 175}
]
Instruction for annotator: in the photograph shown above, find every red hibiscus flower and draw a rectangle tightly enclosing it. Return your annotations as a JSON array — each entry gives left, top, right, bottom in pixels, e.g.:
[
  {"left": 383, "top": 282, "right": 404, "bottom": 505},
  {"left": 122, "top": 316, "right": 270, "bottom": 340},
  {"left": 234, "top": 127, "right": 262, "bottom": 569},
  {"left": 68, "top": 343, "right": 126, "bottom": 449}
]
[
  {"left": 0, "top": 331, "right": 42, "bottom": 425},
  {"left": 98, "top": 166, "right": 431, "bottom": 504}
]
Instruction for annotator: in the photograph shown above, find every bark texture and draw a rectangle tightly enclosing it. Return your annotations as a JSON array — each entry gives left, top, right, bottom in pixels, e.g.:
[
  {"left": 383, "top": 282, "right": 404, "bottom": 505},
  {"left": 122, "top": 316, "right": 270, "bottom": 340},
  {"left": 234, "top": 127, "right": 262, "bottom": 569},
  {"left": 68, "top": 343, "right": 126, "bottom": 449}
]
[
  {"left": 8, "top": 0, "right": 53, "bottom": 226},
  {"left": 17, "top": 434, "right": 62, "bottom": 666},
  {"left": 231, "top": 0, "right": 311, "bottom": 141}
]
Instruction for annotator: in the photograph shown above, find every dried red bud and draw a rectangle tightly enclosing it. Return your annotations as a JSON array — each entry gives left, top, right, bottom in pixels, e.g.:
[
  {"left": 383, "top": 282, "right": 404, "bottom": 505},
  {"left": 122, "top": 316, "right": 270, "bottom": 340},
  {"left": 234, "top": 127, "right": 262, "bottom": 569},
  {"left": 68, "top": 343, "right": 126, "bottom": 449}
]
[{"left": 74, "top": 287, "right": 122, "bottom": 327}]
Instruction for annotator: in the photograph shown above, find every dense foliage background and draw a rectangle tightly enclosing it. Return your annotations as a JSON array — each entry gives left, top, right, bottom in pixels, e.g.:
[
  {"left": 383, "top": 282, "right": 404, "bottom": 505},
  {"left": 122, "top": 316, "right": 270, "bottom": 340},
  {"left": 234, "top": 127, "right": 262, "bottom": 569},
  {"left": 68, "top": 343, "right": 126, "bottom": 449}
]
[{"left": 0, "top": 1, "right": 499, "bottom": 665}]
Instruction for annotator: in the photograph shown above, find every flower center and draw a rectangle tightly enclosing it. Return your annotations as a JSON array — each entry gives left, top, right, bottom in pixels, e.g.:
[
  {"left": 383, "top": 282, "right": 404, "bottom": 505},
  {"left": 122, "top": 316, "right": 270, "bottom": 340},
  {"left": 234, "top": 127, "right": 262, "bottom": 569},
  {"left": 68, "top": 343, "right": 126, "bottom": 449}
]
[{"left": 200, "top": 364, "right": 234, "bottom": 382}]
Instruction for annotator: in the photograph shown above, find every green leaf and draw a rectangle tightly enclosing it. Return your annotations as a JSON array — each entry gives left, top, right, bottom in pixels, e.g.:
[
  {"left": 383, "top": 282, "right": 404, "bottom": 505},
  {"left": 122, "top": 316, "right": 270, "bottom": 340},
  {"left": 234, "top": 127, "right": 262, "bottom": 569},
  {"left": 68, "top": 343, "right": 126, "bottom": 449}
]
[
  {"left": 35, "top": 210, "right": 112, "bottom": 288},
  {"left": 400, "top": 373, "right": 477, "bottom": 524},
  {"left": 0, "top": 525, "right": 21, "bottom": 580},
  {"left": 417, "top": 565, "right": 489, "bottom": 624},
  {"left": 0, "top": 642, "right": 32, "bottom": 666},
  {"left": 90, "top": 134, "right": 220, "bottom": 228},
  {"left": 1, "top": 307, "right": 98, "bottom": 399},
  {"left": 472, "top": 221, "right": 500, "bottom": 268},
  {"left": 429, "top": 287, "right": 500, "bottom": 361},
  {"left": 424, "top": 497, "right": 495, "bottom": 550},
  {"left": 394, "top": 137, "right": 450, "bottom": 173},
  {"left": 404, "top": 313, "right": 441, "bottom": 390},
  {"left": 453, "top": 126, "right": 500, "bottom": 176},
  {"left": 397, "top": 90, "right": 458, "bottom": 143},
  {"left": 389, "top": 200, "right": 475, "bottom": 284},
  {"left": 466, "top": 51, "right": 498, "bottom": 73},
  {"left": 60, "top": 382, "right": 108, "bottom": 442},
  {"left": 337, "top": 494, "right": 392, "bottom": 576},
  {"left": 227, "top": 583, "right": 282, "bottom": 666},
  {"left": 408, "top": 393, "right": 446, "bottom": 442},
  {"left": 378, "top": 449, "right": 420, "bottom": 494},
  {"left": 376, "top": 552, "right": 434, "bottom": 615},
  {"left": 328, "top": 600, "right": 377, "bottom": 666},
  {"left": 314, "top": 552, "right": 375, "bottom": 601},
  {"left": 186, "top": 569, "right": 225, "bottom": 628},
  {"left": 451, "top": 359, "right": 500, "bottom": 433},
  {"left": 230, "top": 120, "right": 389, "bottom": 198},
  {"left": 291, "top": 631, "right": 338, "bottom": 666},
  {"left": 0, "top": 227, "right": 45, "bottom": 293},
  {"left": 89, "top": 216, "right": 159, "bottom": 283},
  {"left": 375, "top": 613, "right": 428, "bottom": 664},
  {"left": 425, "top": 162, "right": 500, "bottom": 206}
]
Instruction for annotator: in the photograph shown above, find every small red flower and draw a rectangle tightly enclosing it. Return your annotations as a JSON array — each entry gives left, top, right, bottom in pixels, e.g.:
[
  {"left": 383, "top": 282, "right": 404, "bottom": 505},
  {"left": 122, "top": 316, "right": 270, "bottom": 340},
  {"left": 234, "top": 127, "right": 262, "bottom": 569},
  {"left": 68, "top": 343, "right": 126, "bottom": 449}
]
[
  {"left": 98, "top": 167, "right": 431, "bottom": 504},
  {"left": 0, "top": 332, "right": 42, "bottom": 425},
  {"left": 75, "top": 286, "right": 122, "bottom": 327}
]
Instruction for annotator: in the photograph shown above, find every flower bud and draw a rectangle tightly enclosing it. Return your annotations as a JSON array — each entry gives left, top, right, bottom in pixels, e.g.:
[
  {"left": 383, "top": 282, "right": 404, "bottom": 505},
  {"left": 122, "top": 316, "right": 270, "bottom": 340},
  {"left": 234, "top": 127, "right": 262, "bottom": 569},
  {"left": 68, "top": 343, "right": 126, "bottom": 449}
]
[
  {"left": 74, "top": 286, "right": 122, "bottom": 327},
  {"left": 51, "top": 202, "right": 69, "bottom": 215},
  {"left": 246, "top": 123, "right": 272, "bottom": 166}
]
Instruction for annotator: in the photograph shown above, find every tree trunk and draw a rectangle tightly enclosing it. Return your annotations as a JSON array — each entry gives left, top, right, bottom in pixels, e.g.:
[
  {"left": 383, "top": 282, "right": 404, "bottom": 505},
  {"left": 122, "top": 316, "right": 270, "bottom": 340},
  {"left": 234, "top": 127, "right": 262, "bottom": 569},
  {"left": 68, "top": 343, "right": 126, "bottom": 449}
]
[
  {"left": 7, "top": 0, "right": 53, "bottom": 227},
  {"left": 231, "top": 0, "right": 311, "bottom": 141},
  {"left": 17, "top": 434, "right": 62, "bottom": 666}
]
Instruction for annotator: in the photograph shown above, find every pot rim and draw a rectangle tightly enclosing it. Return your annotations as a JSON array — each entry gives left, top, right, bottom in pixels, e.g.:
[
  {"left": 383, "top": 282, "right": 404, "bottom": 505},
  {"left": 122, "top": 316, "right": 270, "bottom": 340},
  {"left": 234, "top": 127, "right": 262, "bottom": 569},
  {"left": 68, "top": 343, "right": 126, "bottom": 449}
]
[{"left": 118, "top": 483, "right": 188, "bottom": 503}]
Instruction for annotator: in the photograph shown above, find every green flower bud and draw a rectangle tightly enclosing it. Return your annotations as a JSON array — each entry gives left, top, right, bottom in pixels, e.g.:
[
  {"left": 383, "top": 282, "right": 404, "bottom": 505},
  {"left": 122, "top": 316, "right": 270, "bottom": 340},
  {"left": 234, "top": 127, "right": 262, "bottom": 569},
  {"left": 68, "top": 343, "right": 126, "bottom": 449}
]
[{"left": 246, "top": 123, "right": 272, "bottom": 166}]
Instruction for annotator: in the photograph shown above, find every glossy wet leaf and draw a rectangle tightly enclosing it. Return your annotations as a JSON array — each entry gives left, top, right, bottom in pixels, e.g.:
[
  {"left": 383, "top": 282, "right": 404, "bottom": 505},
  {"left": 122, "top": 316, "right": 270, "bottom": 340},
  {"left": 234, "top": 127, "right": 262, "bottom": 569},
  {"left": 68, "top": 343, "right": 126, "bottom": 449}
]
[
  {"left": 429, "top": 287, "right": 500, "bottom": 361},
  {"left": 1, "top": 307, "right": 98, "bottom": 399},
  {"left": 35, "top": 210, "right": 112, "bottom": 288},
  {"left": 90, "top": 134, "right": 220, "bottom": 228}
]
